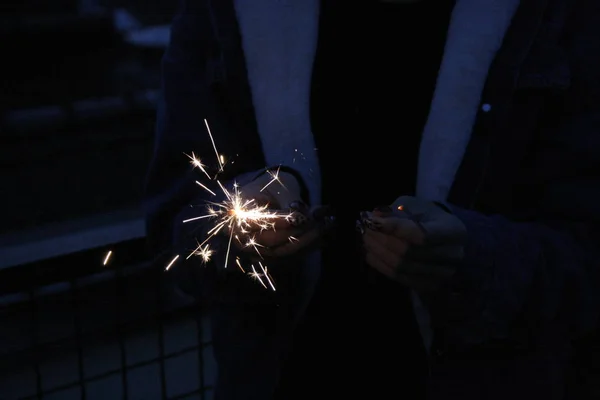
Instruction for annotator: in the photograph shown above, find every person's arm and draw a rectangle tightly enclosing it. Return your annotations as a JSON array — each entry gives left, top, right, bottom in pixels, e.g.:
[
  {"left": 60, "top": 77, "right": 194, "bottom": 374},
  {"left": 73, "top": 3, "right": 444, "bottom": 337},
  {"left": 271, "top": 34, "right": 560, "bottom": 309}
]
[
  {"left": 144, "top": 0, "right": 265, "bottom": 254},
  {"left": 431, "top": 2, "right": 600, "bottom": 351},
  {"left": 144, "top": 1, "right": 314, "bottom": 302},
  {"left": 431, "top": 110, "right": 600, "bottom": 352}
]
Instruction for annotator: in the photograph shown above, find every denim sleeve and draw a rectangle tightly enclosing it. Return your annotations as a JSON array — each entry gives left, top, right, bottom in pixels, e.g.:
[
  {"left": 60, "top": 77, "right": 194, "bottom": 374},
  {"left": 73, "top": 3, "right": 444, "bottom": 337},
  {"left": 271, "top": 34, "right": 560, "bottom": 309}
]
[
  {"left": 144, "top": 0, "right": 264, "bottom": 253},
  {"left": 433, "top": 114, "right": 600, "bottom": 350},
  {"left": 432, "top": 207, "right": 598, "bottom": 350}
]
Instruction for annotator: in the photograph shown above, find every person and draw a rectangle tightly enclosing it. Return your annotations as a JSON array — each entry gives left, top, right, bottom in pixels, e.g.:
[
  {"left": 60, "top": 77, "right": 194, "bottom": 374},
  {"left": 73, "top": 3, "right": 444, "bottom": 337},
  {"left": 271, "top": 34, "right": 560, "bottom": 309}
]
[{"left": 144, "top": 0, "right": 600, "bottom": 399}]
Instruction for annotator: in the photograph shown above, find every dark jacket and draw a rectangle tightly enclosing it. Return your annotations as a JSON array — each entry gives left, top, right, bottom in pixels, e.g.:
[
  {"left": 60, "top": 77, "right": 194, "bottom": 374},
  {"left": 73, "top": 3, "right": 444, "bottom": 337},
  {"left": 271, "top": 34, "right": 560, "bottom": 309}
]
[{"left": 144, "top": 0, "right": 600, "bottom": 398}]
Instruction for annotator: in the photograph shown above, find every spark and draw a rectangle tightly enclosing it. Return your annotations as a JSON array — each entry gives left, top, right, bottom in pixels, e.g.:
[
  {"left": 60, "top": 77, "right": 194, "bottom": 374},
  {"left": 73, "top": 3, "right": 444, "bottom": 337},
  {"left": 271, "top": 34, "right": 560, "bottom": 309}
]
[
  {"left": 185, "top": 152, "right": 211, "bottom": 179},
  {"left": 165, "top": 255, "right": 179, "bottom": 271},
  {"left": 235, "top": 257, "right": 246, "bottom": 273},
  {"left": 196, "top": 181, "right": 216, "bottom": 196},
  {"left": 194, "top": 244, "right": 213, "bottom": 263},
  {"left": 249, "top": 264, "right": 267, "bottom": 289},
  {"left": 103, "top": 250, "right": 112, "bottom": 265},
  {"left": 258, "top": 261, "right": 276, "bottom": 291},
  {"left": 183, "top": 212, "right": 215, "bottom": 223},
  {"left": 260, "top": 166, "right": 285, "bottom": 192},
  {"left": 244, "top": 236, "right": 265, "bottom": 258},
  {"left": 204, "top": 118, "right": 224, "bottom": 172}
]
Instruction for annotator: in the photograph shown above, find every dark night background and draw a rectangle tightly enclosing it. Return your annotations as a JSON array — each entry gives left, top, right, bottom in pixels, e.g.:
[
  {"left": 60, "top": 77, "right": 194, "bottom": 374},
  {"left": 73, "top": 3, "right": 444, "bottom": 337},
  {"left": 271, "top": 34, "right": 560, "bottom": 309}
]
[{"left": 0, "top": 1, "right": 214, "bottom": 399}]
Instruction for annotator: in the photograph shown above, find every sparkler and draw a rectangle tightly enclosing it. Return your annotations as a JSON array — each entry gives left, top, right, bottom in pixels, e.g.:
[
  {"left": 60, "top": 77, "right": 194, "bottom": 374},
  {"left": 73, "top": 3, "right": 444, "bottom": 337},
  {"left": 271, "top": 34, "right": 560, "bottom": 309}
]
[
  {"left": 164, "top": 119, "right": 300, "bottom": 291},
  {"left": 102, "top": 120, "right": 325, "bottom": 290}
]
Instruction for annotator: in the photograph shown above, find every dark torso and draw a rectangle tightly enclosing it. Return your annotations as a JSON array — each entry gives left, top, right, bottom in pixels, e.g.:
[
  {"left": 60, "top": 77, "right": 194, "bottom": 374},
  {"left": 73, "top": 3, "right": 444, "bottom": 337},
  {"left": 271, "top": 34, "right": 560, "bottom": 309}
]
[
  {"left": 310, "top": 0, "right": 453, "bottom": 281},
  {"left": 309, "top": 0, "right": 453, "bottom": 294},
  {"left": 275, "top": 3, "right": 454, "bottom": 398},
  {"left": 312, "top": 0, "right": 453, "bottom": 212}
]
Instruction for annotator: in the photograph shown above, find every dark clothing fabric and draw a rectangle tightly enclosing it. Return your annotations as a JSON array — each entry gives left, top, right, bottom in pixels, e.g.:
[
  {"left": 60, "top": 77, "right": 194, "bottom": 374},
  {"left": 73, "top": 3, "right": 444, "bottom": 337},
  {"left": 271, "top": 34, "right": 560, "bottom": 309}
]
[
  {"left": 279, "top": 5, "right": 454, "bottom": 398},
  {"left": 313, "top": 0, "right": 454, "bottom": 211},
  {"left": 144, "top": 0, "right": 600, "bottom": 399}
]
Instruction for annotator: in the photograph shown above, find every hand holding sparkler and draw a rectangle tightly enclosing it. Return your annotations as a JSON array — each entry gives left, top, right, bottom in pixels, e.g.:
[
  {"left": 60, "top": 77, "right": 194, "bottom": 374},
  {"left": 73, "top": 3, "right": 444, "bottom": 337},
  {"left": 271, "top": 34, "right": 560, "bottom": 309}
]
[
  {"left": 176, "top": 119, "right": 329, "bottom": 291},
  {"left": 229, "top": 170, "right": 323, "bottom": 258}
]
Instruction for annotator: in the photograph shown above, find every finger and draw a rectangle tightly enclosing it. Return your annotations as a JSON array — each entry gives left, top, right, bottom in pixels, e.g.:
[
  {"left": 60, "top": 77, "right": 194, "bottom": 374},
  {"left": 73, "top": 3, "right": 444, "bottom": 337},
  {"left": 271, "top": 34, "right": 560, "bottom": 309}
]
[
  {"left": 420, "top": 218, "right": 468, "bottom": 245},
  {"left": 233, "top": 209, "right": 309, "bottom": 232},
  {"left": 233, "top": 218, "right": 292, "bottom": 232},
  {"left": 363, "top": 228, "right": 409, "bottom": 255},
  {"left": 289, "top": 200, "right": 310, "bottom": 215},
  {"left": 218, "top": 192, "right": 286, "bottom": 233},
  {"left": 265, "top": 227, "right": 322, "bottom": 257},
  {"left": 239, "top": 191, "right": 274, "bottom": 208},
  {"left": 365, "top": 252, "right": 397, "bottom": 280},
  {"left": 236, "top": 227, "right": 302, "bottom": 250},
  {"left": 370, "top": 216, "right": 425, "bottom": 245},
  {"left": 245, "top": 202, "right": 315, "bottom": 230},
  {"left": 372, "top": 205, "right": 393, "bottom": 217},
  {"left": 363, "top": 231, "right": 402, "bottom": 269}
]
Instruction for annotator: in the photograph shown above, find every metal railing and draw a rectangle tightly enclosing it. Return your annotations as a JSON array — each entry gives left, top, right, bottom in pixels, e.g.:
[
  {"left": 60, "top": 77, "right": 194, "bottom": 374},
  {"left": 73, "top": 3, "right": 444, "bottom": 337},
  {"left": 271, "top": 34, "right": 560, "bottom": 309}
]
[{"left": 0, "top": 235, "right": 212, "bottom": 399}]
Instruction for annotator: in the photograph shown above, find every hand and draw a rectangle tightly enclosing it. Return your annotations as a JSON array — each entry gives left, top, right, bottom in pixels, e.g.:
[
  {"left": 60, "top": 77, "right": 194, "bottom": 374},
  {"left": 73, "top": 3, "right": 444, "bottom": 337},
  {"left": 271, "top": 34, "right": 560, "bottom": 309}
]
[
  {"left": 361, "top": 196, "right": 467, "bottom": 292},
  {"left": 231, "top": 170, "right": 322, "bottom": 258}
]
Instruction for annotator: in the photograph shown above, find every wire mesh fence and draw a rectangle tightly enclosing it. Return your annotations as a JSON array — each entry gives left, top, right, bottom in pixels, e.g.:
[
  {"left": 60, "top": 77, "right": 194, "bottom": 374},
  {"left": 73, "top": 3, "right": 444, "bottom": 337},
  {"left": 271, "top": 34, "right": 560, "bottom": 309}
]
[{"left": 0, "top": 238, "right": 213, "bottom": 400}]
